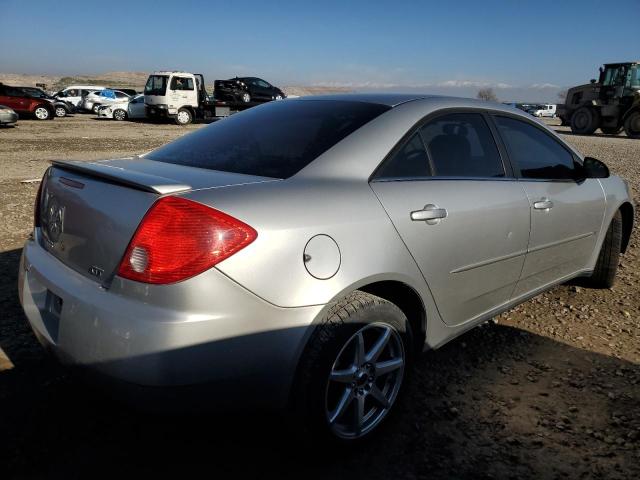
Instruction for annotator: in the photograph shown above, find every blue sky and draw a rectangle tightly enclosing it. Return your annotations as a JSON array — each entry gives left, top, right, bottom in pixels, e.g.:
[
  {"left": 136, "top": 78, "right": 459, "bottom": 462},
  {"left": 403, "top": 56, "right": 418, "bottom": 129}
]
[{"left": 1, "top": 0, "right": 638, "bottom": 101}]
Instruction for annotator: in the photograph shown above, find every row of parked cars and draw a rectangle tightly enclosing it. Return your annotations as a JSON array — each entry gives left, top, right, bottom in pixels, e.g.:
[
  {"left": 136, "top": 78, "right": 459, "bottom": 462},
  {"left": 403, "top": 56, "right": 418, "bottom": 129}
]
[{"left": 0, "top": 74, "right": 288, "bottom": 126}]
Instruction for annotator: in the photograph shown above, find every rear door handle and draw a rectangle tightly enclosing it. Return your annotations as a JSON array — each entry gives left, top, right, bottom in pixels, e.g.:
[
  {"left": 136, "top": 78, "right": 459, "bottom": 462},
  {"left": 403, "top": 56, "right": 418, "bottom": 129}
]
[
  {"left": 533, "top": 198, "right": 554, "bottom": 210},
  {"left": 411, "top": 204, "right": 448, "bottom": 225}
]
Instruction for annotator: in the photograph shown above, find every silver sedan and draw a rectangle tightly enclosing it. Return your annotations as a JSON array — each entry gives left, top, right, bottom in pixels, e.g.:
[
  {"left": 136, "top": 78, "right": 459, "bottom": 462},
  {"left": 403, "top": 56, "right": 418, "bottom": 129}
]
[{"left": 19, "top": 95, "right": 633, "bottom": 441}]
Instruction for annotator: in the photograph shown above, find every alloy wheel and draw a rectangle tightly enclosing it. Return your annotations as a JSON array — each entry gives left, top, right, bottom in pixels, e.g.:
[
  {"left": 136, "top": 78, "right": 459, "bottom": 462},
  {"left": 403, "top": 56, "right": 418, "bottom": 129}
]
[
  {"left": 325, "top": 322, "right": 405, "bottom": 439},
  {"left": 55, "top": 107, "right": 66, "bottom": 117},
  {"left": 34, "top": 107, "right": 49, "bottom": 120}
]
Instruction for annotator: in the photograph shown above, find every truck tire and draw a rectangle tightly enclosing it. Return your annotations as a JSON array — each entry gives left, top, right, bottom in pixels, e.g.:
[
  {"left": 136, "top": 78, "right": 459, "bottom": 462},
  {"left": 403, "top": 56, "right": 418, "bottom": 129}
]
[
  {"left": 175, "top": 108, "right": 193, "bottom": 125},
  {"left": 570, "top": 107, "right": 599, "bottom": 135},
  {"left": 587, "top": 211, "right": 622, "bottom": 288},
  {"left": 624, "top": 111, "right": 640, "bottom": 139},
  {"left": 601, "top": 126, "right": 622, "bottom": 135}
]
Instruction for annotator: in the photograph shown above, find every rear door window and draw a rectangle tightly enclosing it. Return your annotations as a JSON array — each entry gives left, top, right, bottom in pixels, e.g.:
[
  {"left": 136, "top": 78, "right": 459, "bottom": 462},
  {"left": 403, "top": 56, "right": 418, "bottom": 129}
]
[
  {"left": 420, "top": 113, "right": 505, "bottom": 177},
  {"left": 494, "top": 115, "right": 577, "bottom": 180},
  {"left": 146, "top": 100, "right": 390, "bottom": 178},
  {"left": 375, "top": 133, "right": 430, "bottom": 179}
]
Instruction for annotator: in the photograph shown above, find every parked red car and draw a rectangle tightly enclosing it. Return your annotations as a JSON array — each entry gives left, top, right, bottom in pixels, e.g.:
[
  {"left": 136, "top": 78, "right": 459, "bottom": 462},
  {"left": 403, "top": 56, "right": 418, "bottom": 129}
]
[{"left": 0, "top": 83, "right": 54, "bottom": 120}]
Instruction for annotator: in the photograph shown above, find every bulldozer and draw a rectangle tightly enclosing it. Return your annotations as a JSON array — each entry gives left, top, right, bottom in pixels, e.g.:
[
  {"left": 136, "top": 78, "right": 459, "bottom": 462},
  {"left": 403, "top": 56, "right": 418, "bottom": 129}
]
[{"left": 557, "top": 62, "right": 640, "bottom": 138}]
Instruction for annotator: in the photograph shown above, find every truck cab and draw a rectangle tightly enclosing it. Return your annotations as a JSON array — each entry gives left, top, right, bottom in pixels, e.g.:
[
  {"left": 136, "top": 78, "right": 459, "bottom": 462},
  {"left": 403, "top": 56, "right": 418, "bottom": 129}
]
[{"left": 144, "top": 71, "right": 208, "bottom": 125}]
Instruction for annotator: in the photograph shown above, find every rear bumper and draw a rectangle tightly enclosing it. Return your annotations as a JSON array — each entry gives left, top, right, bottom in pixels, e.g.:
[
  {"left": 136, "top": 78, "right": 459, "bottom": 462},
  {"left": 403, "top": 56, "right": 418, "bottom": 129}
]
[{"left": 18, "top": 238, "right": 323, "bottom": 409}]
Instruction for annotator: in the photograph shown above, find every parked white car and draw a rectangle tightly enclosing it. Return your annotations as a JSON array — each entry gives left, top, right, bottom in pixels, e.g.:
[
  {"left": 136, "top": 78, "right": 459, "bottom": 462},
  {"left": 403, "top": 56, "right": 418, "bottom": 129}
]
[
  {"left": 98, "top": 94, "right": 146, "bottom": 120},
  {"left": 83, "top": 89, "right": 131, "bottom": 113},
  {"left": 531, "top": 104, "right": 557, "bottom": 117},
  {"left": 54, "top": 85, "right": 105, "bottom": 107}
]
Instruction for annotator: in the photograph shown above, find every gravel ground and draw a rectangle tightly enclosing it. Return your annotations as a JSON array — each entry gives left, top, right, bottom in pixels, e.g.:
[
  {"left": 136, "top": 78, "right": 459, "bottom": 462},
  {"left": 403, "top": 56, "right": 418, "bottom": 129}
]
[{"left": 0, "top": 115, "right": 639, "bottom": 479}]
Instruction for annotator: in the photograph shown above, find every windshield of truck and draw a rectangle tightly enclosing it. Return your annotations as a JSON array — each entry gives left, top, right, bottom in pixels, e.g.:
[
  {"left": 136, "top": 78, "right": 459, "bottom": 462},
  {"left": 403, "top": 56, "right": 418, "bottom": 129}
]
[
  {"left": 144, "top": 75, "right": 168, "bottom": 96},
  {"left": 146, "top": 100, "right": 391, "bottom": 179}
]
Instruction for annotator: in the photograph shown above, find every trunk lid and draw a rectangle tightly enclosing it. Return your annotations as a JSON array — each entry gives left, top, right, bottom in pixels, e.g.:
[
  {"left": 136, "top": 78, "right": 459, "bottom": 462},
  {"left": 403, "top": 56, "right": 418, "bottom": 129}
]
[{"left": 39, "top": 158, "right": 275, "bottom": 284}]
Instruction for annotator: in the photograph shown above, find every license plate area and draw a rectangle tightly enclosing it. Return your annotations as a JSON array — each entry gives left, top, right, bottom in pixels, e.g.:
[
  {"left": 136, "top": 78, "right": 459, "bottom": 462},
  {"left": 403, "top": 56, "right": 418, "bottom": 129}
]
[{"left": 43, "top": 290, "right": 63, "bottom": 343}]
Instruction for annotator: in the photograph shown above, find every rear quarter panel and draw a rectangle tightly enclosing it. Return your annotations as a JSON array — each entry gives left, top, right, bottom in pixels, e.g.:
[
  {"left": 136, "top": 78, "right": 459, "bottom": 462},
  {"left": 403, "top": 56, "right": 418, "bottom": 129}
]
[{"left": 183, "top": 179, "right": 429, "bottom": 309}]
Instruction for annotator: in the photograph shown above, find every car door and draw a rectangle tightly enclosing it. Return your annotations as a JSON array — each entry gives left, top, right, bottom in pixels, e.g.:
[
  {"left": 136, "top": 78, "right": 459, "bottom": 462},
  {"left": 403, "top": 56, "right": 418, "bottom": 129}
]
[
  {"left": 64, "top": 89, "right": 82, "bottom": 107},
  {"left": 128, "top": 96, "right": 145, "bottom": 118},
  {"left": 370, "top": 111, "right": 531, "bottom": 327},
  {"left": 492, "top": 115, "right": 606, "bottom": 297},
  {"left": 251, "top": 79, "right": 271, "bottom": 102}
]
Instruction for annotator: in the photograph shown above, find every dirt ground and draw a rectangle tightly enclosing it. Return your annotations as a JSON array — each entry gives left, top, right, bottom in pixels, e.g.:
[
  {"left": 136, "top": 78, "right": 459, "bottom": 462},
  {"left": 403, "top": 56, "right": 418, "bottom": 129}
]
[{"left": 0, "top": 114, "right": 638, "bottom": 479}]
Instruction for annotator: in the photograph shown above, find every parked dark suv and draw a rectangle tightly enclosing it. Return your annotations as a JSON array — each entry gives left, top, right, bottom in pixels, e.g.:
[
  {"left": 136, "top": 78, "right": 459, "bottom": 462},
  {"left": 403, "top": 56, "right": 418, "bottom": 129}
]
[
  {"left": 213, "top": 77, "right": 285, "bottom": 105},
  {"left": 0, "top": 83, "right": 55, "bottom": 120}
]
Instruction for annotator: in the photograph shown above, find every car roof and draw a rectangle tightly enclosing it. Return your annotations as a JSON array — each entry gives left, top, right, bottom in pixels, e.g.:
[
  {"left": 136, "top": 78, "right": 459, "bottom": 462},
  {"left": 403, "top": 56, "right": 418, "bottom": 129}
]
[
  {"left": 296, "top": 93, "right": 437, "bottom": 107},
  {"left": 293, "top": 93, "right": 523, "bottom": 111}
]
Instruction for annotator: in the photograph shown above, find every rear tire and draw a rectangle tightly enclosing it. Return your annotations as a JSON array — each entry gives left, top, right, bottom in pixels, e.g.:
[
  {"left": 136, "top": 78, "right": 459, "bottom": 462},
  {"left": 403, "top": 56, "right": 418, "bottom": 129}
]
[
  {"left": 33, "top": 106, "right": 51, "bottom": 120},
  {"left": 113, "top": 109, "right": 127, "bottom": 121},
  {"left": 601, "top": 126, "right": 622, "bottom": 135},
  {"left": 588, "top": 211, "right": 622, "bottom": 288},
  {"left": 241, "top": 92, "right": 251, "bottom": 103},
  {"left": 175, "top": 108, "right": 192, "bottom": 125},
  {"left": 624, "top": 111, "right": 640, "bottom": 139},
  {"left": 571, "top": 107, "right": 600, "bottom": 135},
  {"left": 292, "top": 291, "right": 412, "bottom": 443}
]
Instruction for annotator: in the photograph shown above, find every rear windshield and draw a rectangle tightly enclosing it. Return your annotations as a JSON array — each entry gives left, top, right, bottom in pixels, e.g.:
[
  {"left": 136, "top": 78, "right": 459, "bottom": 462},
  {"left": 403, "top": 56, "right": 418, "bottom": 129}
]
[{"left": 145, "top": 100, "right": 390, "bottom": 178}]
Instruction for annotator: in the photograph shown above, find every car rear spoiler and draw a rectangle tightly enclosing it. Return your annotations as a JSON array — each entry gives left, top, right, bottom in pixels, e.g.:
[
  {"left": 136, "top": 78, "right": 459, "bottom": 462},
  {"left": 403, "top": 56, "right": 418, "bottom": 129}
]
[{"left": 50, "top": 160, "right": 192, "bottom": 195}]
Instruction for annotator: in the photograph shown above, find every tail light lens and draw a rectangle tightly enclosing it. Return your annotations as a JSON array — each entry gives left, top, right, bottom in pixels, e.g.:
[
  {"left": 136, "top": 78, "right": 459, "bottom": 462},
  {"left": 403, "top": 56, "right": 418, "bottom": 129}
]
[{"left": 117, "top": 196, "right": 257, "bottom": 284}]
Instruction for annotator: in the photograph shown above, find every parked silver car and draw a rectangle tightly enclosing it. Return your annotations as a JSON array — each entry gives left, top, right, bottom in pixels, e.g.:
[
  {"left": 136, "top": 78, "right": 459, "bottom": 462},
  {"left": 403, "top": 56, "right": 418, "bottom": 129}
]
[
  {"left": 82, "top": 89, "right": 131, "bottom": 113},
  {"left": 19, "top": 95, "right": 633, "bottom": 441}
]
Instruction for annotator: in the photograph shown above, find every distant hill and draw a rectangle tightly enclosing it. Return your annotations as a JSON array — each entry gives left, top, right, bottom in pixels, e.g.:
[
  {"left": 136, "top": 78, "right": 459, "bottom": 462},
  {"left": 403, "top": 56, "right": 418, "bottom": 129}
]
[{"left": 0, "top": 72, "right": 351, "bottom": 96}]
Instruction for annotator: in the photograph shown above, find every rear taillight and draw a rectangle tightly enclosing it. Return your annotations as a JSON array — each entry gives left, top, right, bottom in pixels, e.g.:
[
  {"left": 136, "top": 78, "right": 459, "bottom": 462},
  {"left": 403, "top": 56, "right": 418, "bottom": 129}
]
[{"left": 117, "top": 196, "right": 257, "bottom": 284}]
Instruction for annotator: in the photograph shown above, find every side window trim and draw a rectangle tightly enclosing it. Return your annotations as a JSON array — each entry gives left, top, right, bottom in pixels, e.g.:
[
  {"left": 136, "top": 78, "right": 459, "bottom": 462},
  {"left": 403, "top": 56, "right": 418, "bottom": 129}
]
[
  {"left": 488, "top": 112, "right": 582, "bottom": 183},
  {"left": 371, "top": 108, "right": 513, "bottom": 182}
]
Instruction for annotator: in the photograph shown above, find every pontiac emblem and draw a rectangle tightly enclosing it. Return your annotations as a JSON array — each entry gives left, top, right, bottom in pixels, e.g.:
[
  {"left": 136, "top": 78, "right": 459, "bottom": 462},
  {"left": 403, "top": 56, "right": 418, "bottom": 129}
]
[{"left": 45, "top": 197, "right": 65, "bottom": 244}]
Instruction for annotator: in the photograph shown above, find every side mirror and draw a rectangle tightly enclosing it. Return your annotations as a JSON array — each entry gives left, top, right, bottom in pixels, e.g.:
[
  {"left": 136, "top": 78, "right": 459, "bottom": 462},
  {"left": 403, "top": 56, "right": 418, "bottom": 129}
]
[{"left": 582, "top": 157, "right": 610, "bottom": 178}]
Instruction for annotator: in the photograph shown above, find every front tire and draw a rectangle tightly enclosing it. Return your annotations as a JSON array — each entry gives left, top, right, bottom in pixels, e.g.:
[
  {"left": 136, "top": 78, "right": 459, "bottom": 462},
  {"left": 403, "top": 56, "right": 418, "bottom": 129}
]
[
  {"left": 624, "top": 111, "right": 640, "bottom": 139},
  {"left": 92, "top": 104, "right": 101, "bottom": 114},
  {"left": 175, "top": 108, "right": 193, "bottom": 125},
  {"left": 588, "top": 211, "right": 622, "bottom": 288},
  {"left": 571, "top": 107, "right": 600, "bottom": 135},
  {"left": 293, "top": 291, "right": 412, "bottom": 443},
  {"left": 113, "top": 109, "right": 127, "bottom": 121},
  {"left": 241, "top": 92, "right": 251, "bottom": 103},
  {"left": 54, "top": 106, "right": 67, "bottom": 117}
]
